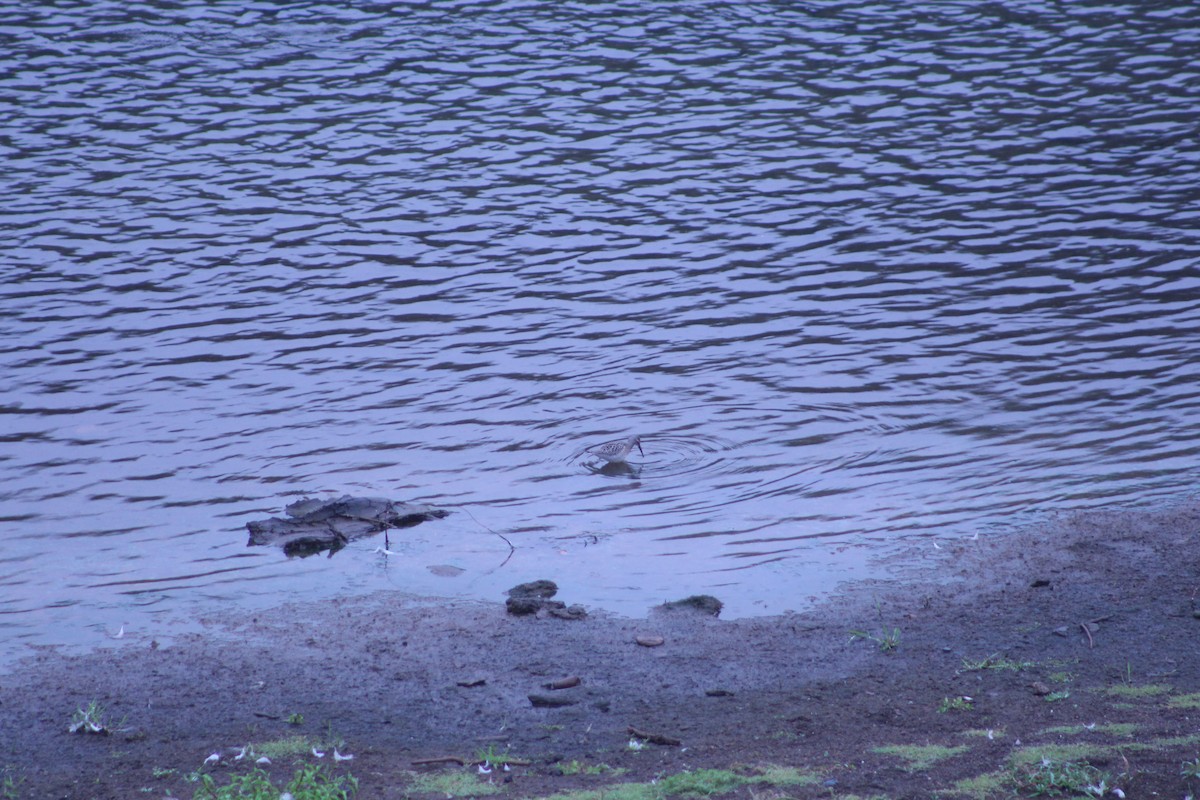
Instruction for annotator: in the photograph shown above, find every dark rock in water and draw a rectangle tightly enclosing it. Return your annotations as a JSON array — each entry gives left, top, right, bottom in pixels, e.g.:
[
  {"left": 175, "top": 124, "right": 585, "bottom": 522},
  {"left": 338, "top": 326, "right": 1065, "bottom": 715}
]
[
  {"left": 507, "top": 580, "right": 558, "bottom": 599},
  {"left": 656, "top": 594, "right": 723, "bottom": 617},
  {"left": 246, "top": 495, "right": 449, "bottom": 557}
]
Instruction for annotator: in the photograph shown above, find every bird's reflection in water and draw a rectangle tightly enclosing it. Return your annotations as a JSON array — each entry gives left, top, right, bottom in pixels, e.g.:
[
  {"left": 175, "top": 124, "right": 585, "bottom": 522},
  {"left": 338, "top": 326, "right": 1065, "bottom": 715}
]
[{"left": 585, "top": 460, "right": 642, "bottom": 477}]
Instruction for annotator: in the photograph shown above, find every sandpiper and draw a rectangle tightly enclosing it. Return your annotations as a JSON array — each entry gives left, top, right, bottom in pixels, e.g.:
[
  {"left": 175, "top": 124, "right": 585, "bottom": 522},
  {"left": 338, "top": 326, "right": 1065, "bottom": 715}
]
[{"left": 586, "top": 434, "right": 644, "bottom": 464}]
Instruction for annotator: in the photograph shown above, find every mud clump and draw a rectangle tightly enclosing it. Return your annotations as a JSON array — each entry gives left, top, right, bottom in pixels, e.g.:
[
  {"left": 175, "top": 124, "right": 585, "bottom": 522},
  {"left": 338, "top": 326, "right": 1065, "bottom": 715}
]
[{"left": 505, "top": 579, "right": 587, "bottom": 619}]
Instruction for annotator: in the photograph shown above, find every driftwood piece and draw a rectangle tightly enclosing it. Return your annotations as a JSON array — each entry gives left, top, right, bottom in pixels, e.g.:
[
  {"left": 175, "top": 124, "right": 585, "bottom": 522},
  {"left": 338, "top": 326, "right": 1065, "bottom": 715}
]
[
  {"left": 544, "top": 676, "right": 581, "bottom": 690},
  {"left": 247, "top": 495, "right": 449, "bottom": 557},
  {"left": 412, "top": 756, "right": 466, "bottom": 767}
]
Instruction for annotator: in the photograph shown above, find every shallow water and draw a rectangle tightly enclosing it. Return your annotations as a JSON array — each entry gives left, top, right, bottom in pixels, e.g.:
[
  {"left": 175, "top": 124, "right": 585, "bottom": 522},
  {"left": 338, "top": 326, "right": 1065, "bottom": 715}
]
[{"left": 3, "top": 0, "right": 1199, "bottom": 660}]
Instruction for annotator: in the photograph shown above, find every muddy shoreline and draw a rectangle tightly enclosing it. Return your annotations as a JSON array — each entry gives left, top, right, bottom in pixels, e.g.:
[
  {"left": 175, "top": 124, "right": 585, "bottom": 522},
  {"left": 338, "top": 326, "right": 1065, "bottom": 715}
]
[{"left": 3, "top": 504, "right": 1199, "bottom": 798}]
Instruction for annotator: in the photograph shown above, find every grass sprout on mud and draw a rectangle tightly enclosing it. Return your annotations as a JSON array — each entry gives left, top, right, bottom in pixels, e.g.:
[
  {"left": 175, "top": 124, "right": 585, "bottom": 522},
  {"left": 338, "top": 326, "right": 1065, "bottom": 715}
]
[
  {"left": 68, "top": 700, "right": 123, "bottom": 735},
  {"left": 474, "top": 743, "right": 519, "bottom": 770},
  {"left": 848, "top": 627, "right": 901, "bottom": 652},
  {"left": 938, "top": 696, "right": 974, "bottom": 713},
  {"left": 959, "top": 653, "right": 1035, "bottom": 672},
  {"left": 1, "top": 766, "right": 22, "bottom": 800}
]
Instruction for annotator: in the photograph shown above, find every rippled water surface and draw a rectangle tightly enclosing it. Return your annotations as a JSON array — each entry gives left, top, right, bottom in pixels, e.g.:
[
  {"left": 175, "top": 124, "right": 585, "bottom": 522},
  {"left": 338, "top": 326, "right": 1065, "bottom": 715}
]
[{"left": 3, "top": 0, "right": 1200, "bottom": 659}]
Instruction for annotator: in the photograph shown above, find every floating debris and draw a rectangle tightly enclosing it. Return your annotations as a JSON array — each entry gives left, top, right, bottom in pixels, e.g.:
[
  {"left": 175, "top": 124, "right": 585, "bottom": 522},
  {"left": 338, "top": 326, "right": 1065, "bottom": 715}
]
[{"left": 247, "top": 495, "right": 449, "bottom": 558}]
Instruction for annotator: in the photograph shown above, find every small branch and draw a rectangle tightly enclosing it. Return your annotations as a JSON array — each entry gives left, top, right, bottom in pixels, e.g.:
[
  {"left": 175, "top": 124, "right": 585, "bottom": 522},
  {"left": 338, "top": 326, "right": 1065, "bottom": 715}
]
[
  {"left": 627, "top": 726, "right": 681, "bottom": 746},
  {"left": 457, "top": 506, "right": 517, "bottom": 567},
  {"left": 412, "top": 756, "right": 465, "bottom": 766}
]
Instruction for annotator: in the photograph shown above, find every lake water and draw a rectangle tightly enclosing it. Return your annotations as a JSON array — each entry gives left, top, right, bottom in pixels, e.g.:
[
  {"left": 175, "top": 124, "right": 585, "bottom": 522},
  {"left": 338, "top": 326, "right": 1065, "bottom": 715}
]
[{"left": 3, "top": 0, "right": 1199, "bottom": 661}]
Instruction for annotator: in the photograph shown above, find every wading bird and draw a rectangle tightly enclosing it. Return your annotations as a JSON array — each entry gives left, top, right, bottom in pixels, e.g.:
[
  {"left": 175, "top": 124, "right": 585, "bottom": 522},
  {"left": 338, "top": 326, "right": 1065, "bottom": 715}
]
[{"left": 585, "top": 434, "right": 643, "bottom": 464}]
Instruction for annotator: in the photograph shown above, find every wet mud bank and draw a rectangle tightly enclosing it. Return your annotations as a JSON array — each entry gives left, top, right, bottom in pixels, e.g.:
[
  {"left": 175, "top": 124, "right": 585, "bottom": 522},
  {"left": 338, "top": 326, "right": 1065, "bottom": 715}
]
[{"left": 2, "top": 503, "right": 1199, "bottom": 798}]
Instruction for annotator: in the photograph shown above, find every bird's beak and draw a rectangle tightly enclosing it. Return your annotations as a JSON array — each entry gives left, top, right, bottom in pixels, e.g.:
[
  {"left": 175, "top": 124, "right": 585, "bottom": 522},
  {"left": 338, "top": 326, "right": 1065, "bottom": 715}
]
[{"left": 636, "top": 440, "right": 644, "bottom": 457}]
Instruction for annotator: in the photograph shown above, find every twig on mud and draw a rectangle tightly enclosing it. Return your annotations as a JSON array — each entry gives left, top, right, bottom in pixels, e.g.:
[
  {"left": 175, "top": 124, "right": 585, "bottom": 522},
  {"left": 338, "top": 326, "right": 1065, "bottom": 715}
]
[
  {"left": 1078, "top": 614, "right": 1113, "bottom": 649},
  {"left": 411, "top": 754, "right": 533, "bottom": 768},
  {"left": 627, "top": 726, "right": 681, "bottom": 746},
  {"left": 1080, "top": 621, "right": 1095, "bottom": 648}
]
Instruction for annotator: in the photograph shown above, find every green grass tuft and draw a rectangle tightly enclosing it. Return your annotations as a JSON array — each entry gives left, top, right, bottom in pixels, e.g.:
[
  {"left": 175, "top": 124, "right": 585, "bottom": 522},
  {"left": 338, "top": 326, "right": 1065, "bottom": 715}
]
[
  {"left": 1009, "top": 757, "right": 1110, "bottom": 798},
  {"left": 193, "top": 763, "right": 356, "bottom": 800}
]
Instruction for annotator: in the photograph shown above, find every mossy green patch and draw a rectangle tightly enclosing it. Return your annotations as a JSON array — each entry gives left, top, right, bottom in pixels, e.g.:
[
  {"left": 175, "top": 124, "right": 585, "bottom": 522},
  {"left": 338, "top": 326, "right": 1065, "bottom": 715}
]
[
  {"left": 1168, "top": 692, "right": 1200, "bottom": 709},
  {"left": 753, "top": 766, "right": 820, "bottom": 787},
  {"left": 872, "top": 744, "right": 968, "bottom": 771},
  {"left": 1008, "top": 743, "right": 1111, "bottom": 768},
  {"left": 531, "top": 765, "right": 821, "bottom": 800},
  {"left": 1100, "top": 683, "right": 1171, "bottom": 698},
  {"left": 656, "top": 769, "right": 745, "bottom": 797},
  {"left": 960, "top": 728, "right": 1004, "bottom": 740},
  {"left": 1141, "top": 733, "right": 1200, "bottom": 749},
  {"left": 407, "top": 771, "right": 503, "bottom": 797},
  {"left": 1039, "top": 722, "right": 1137, "bottom": 738},
  {"left": 254, "top": 735, "right": 319, "bottom": 759},
  {"left": 557, "top": 760, "right": 625, "bottom": 777},
  {"left": 944, "top": 771, "right": 1006, "bottom": 800},
  {"left": 536, "top": 786, "right": 653, "bottom": 800}
]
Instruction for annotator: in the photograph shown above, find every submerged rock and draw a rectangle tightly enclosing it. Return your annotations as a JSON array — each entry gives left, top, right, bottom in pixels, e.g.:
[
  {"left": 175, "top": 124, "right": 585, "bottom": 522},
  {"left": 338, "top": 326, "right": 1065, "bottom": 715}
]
[
  {"left": 506, "top": 580, "right": 559, "bottom": 599},
  {"left": 246, "top": 495, "right": 449, "bottom": 557}
]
